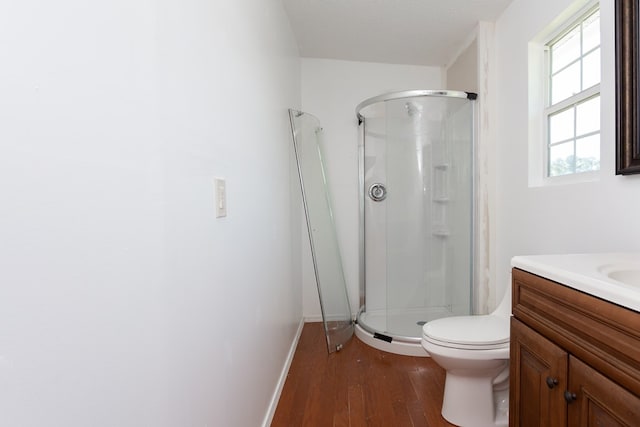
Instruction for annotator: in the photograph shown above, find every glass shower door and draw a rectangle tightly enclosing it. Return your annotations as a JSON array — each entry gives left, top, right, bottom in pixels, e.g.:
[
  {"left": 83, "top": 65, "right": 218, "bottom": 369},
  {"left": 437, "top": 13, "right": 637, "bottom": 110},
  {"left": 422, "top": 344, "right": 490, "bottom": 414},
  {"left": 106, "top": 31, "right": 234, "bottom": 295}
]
[
  {"left": 384, "top": 97, "right": 434, "bottom": 338},
  {"left": 289, "top": 109, "right": 353, "bottom": 353},
  {"left": 370, "top": 95, "right": 474, "bottom": 339}
]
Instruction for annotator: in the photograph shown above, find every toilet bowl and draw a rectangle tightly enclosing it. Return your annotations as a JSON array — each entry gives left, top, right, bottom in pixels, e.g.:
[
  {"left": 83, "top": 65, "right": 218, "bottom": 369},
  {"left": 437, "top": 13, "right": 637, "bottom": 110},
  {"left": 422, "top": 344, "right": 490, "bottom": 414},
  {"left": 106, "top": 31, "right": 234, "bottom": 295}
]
[{"left": 421, "top": 289, "right": 511, "bottom": 427}]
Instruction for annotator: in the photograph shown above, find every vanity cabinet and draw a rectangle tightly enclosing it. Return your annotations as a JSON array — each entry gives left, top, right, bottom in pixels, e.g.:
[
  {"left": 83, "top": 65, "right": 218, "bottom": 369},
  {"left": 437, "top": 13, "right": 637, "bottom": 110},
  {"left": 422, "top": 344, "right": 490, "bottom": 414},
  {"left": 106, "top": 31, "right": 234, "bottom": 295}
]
[{"left": 510, "top": 268, "right": 640, "bottom": 426}]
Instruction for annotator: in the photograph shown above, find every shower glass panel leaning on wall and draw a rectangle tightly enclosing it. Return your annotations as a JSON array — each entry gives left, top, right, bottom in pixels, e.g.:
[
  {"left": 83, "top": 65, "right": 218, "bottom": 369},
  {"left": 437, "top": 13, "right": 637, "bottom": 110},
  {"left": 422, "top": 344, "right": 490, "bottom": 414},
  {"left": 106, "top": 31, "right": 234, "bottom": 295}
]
[
  {"left": 289, "top": 109, "right": 353, "bottom": 354},
  {"left": 356, "top": 91, "right": 476, "bottom": 354}
]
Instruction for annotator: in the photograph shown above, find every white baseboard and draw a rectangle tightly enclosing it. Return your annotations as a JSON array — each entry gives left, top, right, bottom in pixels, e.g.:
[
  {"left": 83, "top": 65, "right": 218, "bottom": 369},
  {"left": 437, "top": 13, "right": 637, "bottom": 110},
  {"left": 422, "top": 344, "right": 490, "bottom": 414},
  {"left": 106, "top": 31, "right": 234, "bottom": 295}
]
[
  {"left": 303, "top": 314, "right": 323, "bottom": 322},
  {"left": 261, "top": 318, "right": 305, "bottom": 427}
]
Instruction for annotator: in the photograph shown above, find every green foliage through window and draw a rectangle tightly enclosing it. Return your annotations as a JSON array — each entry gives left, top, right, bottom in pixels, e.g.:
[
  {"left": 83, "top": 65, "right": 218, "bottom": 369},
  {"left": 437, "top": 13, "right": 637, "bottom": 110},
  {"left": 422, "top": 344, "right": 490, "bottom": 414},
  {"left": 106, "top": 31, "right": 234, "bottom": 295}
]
[{"left": 549, "top": 154, "right": 600, "bottom": 176}]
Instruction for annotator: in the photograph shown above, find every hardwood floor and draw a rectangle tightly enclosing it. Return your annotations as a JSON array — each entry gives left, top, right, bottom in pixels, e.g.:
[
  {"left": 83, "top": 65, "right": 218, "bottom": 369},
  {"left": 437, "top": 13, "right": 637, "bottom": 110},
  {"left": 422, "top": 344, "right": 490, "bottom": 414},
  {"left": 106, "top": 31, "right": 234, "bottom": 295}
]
[{"left": 271, "top": 322, "right": 455, "bottom": 427}]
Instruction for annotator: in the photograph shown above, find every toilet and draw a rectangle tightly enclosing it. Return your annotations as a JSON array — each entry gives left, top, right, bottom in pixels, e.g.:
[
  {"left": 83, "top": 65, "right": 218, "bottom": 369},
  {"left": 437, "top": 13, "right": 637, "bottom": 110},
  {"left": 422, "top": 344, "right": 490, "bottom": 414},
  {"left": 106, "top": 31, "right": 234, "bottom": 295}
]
[{"left": 421, "top": 288, "right": 511, "bottom": 427}]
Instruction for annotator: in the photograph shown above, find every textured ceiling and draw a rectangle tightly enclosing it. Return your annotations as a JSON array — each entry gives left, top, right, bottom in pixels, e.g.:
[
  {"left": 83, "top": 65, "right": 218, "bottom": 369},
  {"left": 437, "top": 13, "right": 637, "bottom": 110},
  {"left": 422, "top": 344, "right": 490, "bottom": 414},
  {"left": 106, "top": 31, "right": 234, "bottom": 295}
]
[{"left": 282, "top": 0, "right": 513, "bottom": 66}]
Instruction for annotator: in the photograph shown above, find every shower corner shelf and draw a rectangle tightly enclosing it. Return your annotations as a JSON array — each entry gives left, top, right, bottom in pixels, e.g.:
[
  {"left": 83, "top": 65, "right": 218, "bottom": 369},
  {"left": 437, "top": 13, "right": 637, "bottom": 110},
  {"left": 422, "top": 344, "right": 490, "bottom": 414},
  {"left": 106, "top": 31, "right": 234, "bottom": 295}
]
[
  {"left": 432, "top": 227, "right": 450, "bottom": 237},
  {"left": 434, "top": 163, "right": 450, "bottom": 170},
  {"left": 433, "top": 197, "right": 450, "bottom": 203}
]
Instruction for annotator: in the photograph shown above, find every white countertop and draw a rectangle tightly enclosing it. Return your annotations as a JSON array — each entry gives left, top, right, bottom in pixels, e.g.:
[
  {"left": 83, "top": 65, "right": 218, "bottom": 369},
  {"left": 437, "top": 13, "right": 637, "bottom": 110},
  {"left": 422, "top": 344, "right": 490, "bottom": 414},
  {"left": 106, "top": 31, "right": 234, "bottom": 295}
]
[{"left": 511, "top": 253, "right": 640, "bottom": 313}]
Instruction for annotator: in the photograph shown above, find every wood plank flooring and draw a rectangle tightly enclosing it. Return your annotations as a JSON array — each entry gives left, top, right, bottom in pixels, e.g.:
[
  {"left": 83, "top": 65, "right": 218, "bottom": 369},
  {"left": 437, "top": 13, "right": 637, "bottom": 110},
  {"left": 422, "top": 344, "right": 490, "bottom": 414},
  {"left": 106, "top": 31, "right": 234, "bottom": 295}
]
[{"left": 271, "top": 322, "right": 455, "bottom": 427}]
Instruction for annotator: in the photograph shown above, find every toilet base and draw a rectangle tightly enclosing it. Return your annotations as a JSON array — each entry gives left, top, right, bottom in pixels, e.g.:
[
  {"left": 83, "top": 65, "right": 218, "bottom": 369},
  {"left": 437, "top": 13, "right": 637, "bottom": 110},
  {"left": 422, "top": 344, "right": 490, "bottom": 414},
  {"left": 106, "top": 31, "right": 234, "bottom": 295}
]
[{"left": 441, "top": 371, "right": 508, "bottom": 427}]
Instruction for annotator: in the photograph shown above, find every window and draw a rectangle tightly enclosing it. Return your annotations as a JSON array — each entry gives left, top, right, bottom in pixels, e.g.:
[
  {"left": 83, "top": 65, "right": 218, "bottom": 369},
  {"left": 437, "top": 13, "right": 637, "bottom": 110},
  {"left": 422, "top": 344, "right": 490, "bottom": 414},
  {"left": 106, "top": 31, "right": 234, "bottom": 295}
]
[{"left": 545, "top": 7, "right": 600, "bottom": 177}]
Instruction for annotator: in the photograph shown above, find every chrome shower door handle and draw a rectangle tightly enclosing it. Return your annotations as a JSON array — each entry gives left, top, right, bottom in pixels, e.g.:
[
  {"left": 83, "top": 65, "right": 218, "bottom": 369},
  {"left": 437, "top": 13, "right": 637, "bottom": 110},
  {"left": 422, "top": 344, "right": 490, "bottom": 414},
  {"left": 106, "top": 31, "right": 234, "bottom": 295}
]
[{"left": 368, "top": 183, "right": 387, "bottom": 201}]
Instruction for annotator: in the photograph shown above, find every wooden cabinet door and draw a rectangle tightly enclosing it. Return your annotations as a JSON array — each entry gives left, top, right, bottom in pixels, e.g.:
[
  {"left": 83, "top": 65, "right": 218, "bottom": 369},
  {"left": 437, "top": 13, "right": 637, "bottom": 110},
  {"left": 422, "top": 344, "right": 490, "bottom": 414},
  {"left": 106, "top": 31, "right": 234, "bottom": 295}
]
[
  {"left": 567, "top": 356, "right": 640, "bottom": 427},
  {"left": 510, "top": 318, "right": 568, "bottom": 427}
]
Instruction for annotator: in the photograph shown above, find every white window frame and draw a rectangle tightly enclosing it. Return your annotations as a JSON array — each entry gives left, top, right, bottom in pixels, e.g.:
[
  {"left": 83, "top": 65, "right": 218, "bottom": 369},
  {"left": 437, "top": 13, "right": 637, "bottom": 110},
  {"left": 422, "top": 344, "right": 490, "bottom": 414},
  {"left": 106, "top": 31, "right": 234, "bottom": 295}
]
[{"left": 527, "top": 0, "right": 600, "bottom": 187}]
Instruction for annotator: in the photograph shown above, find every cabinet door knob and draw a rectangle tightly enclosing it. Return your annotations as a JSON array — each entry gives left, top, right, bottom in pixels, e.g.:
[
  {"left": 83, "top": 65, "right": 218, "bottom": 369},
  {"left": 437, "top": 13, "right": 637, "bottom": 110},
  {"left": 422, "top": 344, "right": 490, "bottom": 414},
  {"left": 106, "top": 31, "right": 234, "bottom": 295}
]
[
  {"left": 545, "top": 377, "right": 559, "bottom": 389},
  {"left": 564, "top": 390, "right": 577, "bottom": 403}
]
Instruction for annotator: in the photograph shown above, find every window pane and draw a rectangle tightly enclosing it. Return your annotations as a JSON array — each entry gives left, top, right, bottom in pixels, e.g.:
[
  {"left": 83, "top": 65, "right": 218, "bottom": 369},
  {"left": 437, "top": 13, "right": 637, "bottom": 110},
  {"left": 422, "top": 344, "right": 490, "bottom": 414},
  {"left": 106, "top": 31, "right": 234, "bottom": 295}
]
[
  {"left": 582, "top": 48, "right": 601, "bottom": 89},
  {"left": 549, "top": 141, "right": 575, "bottom": 176},
  {"left": 575, "top": 134, "right": 600, "bottom": 172},
  {"left": 576, "top": 95, "right": 600, "bottom": 136},
  {"left": 549, "top": 107, "right": 575, "bottom": 143},
  {"left": 552, "top": 26, "right": 581, "bottom": 73},
  {"left": 551, "top": 62, "right": 581, "bottom": 104},
  {"left": 582, "top": 10, "right": 600, "bottom": 53}
]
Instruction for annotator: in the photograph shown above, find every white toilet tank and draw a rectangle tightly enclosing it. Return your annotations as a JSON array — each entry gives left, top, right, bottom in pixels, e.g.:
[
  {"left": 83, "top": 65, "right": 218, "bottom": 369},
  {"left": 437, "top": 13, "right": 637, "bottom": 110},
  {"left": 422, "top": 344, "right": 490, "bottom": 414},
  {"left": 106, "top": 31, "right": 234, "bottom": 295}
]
[{"left": 491, "top": 285, "right": 512, "bottom": 318}]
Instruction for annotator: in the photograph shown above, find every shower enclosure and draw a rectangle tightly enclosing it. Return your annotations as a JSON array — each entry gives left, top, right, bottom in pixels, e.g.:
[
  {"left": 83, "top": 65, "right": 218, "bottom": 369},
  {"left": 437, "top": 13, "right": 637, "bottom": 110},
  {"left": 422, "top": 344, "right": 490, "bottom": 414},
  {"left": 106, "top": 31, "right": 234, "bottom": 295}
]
[{"left": 355, "top": 90, "right": 477, "bottom": 356}]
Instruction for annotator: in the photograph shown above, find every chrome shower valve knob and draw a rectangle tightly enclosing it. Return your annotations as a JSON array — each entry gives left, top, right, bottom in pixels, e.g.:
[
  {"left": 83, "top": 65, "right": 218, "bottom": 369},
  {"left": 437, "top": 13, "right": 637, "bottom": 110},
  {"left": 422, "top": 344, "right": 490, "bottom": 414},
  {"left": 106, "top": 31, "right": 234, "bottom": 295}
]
[{"left": 368, "top": 183, "right": 387, "bottom": 201}]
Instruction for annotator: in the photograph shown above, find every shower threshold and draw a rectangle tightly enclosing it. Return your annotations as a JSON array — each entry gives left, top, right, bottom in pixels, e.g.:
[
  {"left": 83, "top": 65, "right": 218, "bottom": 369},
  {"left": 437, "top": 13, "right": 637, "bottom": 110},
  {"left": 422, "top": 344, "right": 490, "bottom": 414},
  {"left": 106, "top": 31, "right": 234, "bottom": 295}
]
[
  {"left": 354, "top": 323, "right": 428, "bottom": 357},
  {"left": 355, "top": 307, "right": 456, "bottom": 357}
]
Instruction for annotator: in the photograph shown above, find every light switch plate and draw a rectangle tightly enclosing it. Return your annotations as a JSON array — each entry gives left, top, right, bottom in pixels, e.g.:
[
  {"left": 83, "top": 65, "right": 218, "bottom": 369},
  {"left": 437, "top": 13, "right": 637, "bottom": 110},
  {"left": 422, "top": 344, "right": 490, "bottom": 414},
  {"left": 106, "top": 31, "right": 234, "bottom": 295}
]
[{"left": 214, "top": 178, "right": 226, "bottom": 218}]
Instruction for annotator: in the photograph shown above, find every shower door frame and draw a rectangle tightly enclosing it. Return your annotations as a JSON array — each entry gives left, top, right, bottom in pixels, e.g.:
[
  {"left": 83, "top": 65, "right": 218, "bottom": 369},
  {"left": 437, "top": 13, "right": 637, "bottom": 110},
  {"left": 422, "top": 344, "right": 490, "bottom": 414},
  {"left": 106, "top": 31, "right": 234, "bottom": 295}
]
[{"left": 356, "top": 90, "right": 478, "bottom": 343}]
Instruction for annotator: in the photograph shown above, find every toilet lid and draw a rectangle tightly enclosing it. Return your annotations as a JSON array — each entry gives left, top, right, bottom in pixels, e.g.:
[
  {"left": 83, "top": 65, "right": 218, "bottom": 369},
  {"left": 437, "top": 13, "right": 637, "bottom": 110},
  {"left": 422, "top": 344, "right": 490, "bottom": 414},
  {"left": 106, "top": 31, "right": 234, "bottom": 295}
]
[{"left": 422, "top": 315, "right": 510, "bottom": 347}]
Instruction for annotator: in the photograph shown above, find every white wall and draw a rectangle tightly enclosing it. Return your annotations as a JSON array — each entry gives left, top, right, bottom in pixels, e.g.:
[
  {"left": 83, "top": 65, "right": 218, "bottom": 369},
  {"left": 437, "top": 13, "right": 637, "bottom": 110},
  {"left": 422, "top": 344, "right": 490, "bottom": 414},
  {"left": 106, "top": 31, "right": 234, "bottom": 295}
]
[
  {"left": 446, "top": 39, "right": 479, "bottom": 94},
  {"left": 300, "top": 58, "right": 443, "bottom": 318},
  {"left": 493, "top": 0, "right": 640, "bottom": 301},
  {"left": 0, "top": 1, "right": 301, "bottom": 426}
]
